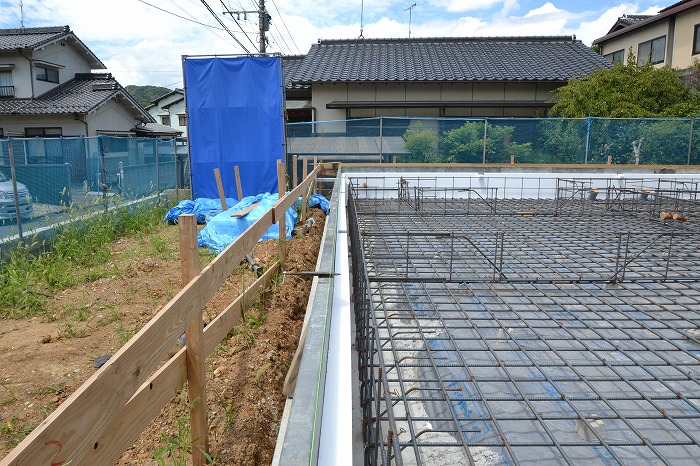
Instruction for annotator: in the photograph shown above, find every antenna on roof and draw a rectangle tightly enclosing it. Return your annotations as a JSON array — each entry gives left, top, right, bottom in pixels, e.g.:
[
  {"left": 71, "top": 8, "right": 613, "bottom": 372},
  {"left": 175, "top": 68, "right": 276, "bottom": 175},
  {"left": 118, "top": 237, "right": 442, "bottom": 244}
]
[
  {"left": 359, "top": 0, "right": 364, "bottom": 38},
  {"left": 19, "top": 0, "right": 24, "bottom": 28},
  {"left": 405, "top": 2, "right": 416, "bottom": 38}
]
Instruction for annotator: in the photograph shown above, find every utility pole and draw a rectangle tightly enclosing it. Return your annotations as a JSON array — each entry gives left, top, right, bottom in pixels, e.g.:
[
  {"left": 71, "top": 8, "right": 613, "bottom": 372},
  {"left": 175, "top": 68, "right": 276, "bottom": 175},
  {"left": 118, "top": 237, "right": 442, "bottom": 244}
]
[
  {"left": 224, "top": 0, "right": 270, "bottom": 53},
  {"left": 258, "top": 0, "right": 270, "bottom": 53}
]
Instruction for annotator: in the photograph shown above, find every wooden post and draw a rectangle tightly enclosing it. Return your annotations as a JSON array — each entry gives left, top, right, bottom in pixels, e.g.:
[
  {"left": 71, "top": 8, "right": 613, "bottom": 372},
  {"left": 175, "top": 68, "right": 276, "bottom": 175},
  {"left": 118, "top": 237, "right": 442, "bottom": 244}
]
[
  {"left": 313, "top": 156, "right": 318, "bottom": 194},
  {"left": 214, "top": 168, "right": 227, "bottom": 211},
  {"left": 179, "top": 214, "right": 209, "bottom": 466},
  {"left": 277, "top": 160, "right": 287, "bottom": 267},
  {"left": 607, "top": 155, "right": 613, "bottom": 165},
  {"left": 392, "top": 155, "right": 397, "bottom": 164},
  {"left": 302, "top": 156, "right": 308, "bottom": 180},
  {"left": 292, "top": 155, "right": 298, "bottom": 188},
  {"left": 234, "top": 165, "right": 243, "bottom": 201}
]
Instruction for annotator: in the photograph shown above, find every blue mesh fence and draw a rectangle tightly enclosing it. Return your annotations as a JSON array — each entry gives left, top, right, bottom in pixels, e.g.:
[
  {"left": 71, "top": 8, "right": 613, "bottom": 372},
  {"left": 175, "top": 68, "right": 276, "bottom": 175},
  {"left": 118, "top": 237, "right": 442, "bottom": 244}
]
[
  {"left": 2, "top": 117, "right": 700, "bottom": 243},
  {"left": 0, "top": 135, "right": 187, "bottom": 244},
  {"left": 286, "top": 116, "right": 700, "bottom": 166}
]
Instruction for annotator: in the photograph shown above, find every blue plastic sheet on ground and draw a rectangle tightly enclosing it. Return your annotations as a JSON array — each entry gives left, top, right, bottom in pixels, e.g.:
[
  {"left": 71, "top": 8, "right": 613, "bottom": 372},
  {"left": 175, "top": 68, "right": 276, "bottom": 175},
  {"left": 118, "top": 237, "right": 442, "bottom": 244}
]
[
  {"left": 164, "top": 197, "right": 237, "bottom": 224},
  {"left": 197, "top": 193, "right": 298, "bottom": 254},
  {"left": 307, "top": 193, "right": 330, "bottom": 215}
]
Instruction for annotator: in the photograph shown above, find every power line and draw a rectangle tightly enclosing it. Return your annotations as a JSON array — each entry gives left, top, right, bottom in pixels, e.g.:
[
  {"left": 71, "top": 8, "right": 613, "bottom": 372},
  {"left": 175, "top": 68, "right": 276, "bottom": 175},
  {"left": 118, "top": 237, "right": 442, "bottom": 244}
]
[
  {"left": 200, "top": 0, "right": 252, "bottom": 53},
  {"left": 219, "top": 0, "right": 258, "bottom": 51},
  {"left": 137, "top": 0, "right": 226, "bottom": 30},
  {"left": 269, "top": 0, "right": 300, "bottom": 54}
]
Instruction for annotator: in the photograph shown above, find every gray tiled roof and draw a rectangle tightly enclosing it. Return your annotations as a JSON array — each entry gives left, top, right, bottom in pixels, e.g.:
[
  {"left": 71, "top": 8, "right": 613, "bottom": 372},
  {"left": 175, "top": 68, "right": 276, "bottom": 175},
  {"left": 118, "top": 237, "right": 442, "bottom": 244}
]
[
  {"left": 282, "top": 55, "right": 308, "bottom": 89},
  {"left": 0, "top": 73, "right": 153, "bottom": 121},
  {"left": 0, "top": 26, "right": 72, "bottom": 50},
  {"left": 292, "top": 36, "right": 610, "bottom": 84},
  {"left": 0, "top": 26, "right": 105, "bottom": 69}
]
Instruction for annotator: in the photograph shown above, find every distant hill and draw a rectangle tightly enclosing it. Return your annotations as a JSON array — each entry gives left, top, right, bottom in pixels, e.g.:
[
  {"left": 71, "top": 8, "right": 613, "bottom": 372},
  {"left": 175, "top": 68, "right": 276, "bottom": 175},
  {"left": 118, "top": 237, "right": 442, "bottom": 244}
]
[{"left": 125, "top": 85, "right": 173, "bottom": 108}]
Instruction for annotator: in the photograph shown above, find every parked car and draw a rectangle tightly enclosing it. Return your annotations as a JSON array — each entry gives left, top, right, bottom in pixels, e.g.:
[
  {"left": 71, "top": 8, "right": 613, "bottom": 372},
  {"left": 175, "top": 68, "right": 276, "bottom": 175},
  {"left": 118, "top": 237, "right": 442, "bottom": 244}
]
[{"left": 0, "top": 171, "right": 33, "bottom": 222}]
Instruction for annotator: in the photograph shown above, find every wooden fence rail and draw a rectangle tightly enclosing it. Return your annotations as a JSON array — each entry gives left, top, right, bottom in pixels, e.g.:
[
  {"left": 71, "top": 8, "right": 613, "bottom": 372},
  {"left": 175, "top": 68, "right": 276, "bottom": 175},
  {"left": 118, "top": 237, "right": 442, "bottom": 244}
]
[{"left": 1, "top": 164, "right": 323, "bottom": 466}]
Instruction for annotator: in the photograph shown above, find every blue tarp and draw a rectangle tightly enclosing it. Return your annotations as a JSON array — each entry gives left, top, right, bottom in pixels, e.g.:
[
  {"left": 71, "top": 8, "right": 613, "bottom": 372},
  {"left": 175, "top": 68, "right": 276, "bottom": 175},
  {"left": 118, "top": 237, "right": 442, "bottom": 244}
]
[
  {"left": 197, "top": 193, "right": 298, "bottom": 254},
  {"left": 164, "top": 198, "right": 237, "bottom": 224},
  {"left": 183, "top": 56, "right": 283, "bottom": 200},
  {"left": 308, "top": 193, "right": 330, "bottom": 215}
]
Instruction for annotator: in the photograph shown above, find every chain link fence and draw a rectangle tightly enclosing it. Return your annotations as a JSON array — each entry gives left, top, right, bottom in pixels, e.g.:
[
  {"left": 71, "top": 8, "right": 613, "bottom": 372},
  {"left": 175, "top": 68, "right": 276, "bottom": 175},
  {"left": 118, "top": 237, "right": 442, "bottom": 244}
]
[
  {"left": 3, "top": 116, "right": 700, "bottom": 244},
  {"left": 0, "top": 135, "right": 189, "bottom": 244},
  {"left": 287, "top": 116, "right": 700, "bottom": 165}
]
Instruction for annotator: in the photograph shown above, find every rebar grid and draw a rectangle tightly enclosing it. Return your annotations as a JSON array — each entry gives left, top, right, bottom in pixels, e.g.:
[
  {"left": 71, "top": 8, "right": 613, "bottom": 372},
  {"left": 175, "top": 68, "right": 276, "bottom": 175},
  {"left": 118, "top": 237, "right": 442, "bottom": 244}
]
[{"left": 349, "top": 177, "right": 700, "bottom": 466}]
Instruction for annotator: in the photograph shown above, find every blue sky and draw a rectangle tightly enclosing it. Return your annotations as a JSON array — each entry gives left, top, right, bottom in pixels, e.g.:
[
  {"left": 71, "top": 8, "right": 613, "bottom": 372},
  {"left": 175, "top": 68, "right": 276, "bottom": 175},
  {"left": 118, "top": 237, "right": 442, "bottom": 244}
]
[{"left": 0, "top": 1, "right": 666, "bottom": 86}]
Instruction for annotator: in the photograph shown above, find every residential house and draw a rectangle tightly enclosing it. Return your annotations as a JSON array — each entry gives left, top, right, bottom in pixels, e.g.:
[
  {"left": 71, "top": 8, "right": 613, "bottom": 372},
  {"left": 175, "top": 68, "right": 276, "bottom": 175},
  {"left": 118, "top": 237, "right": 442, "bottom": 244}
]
[
  {"left": 0, "top": 26, "right": 166, "bottom": 138},
  {"left": 593, "top": 0, "right": 700, "bottom": 69},
  {"left": 146, "top": 88, "right": 188, "bottom": 138},
  {"left": 288, "top": 36, "right": 610, "bottom": 131}
]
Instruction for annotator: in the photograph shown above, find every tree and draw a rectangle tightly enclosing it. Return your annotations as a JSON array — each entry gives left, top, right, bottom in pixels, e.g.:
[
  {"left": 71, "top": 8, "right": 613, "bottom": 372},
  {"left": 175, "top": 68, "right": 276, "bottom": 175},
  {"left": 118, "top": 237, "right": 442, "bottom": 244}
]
[
  {"left": 403, "top": 126, "right": 439, "bottom": 162},
  {"left": 551, "top": 54, "right": 700, "bottom": 118},
  {"left": 125, "top": 85, "right": 173, "bottom": 108},
  {"left": 441, "top": 121, "right": 531, "bottom": 163}
]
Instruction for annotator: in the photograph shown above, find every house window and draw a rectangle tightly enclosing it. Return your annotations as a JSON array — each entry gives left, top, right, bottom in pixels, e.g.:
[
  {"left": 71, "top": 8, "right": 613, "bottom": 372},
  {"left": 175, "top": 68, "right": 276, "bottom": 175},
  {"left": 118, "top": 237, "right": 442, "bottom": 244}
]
[
  {"left": 0, "top": 70, "right": 13, "bottom": 97},
  {"left": 638, "top": 36, "right": 666, "bottom": 65},
  {"left": 694, "top": 24, "right": 700, "bottom": 55},
  {"left": 178, "top": 115, "right": 187, "bottom": 126},
  {"left": 604, "top": 49, "right": 625, "bottom": 65},
  {"left": 25, "top": 127, "right": 62, "bottom": 137},
  {"left": 35, "top": 65, "right": 59, "bottom": 83},
  {"left": 161, "top": 115, "right": 171, "bottom": 126}
]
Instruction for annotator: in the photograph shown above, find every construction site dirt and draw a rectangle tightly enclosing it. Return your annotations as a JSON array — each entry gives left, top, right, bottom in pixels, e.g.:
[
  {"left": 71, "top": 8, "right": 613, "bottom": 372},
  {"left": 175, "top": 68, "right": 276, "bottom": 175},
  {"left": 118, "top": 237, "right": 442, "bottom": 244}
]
[{"left": 0, "top": 207, "right": 326, "bottom": 465}]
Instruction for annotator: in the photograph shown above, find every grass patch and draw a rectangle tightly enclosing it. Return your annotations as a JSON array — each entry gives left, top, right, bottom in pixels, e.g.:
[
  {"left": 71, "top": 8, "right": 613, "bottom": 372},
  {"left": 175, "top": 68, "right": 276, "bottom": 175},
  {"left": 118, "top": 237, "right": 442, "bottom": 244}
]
[
  {"left": 0, "top": 418, "right": 36, "bottom": 448},
  {"left": 0, "top": 200, "right": 170, "bottom": 319}
]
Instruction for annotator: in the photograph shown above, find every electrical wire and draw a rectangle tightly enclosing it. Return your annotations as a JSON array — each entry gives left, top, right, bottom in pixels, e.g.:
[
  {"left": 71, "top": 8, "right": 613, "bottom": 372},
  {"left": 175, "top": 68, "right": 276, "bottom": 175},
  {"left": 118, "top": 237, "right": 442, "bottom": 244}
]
[
  {"left": 269, "top": 0, "right": 301, "bottom": 54},
  {"left": 218, "top": 0, "right": 258, "bottom": 51},
  {"left": 200, "top": 0, "right": 252, "bottom": 53},
  {"left": 137, "top": 0, "right": 226, "bottom": 30}
]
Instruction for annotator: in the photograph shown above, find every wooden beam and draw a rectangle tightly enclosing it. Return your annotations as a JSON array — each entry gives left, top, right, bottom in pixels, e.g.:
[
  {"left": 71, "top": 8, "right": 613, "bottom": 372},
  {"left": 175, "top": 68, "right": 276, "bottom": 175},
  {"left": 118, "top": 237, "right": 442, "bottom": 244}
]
[
  {"left": 231, "top": 202, "right": 259, "bottom": 217},
  {"left": 1, "top": 210, "right": 275, "bottom": 466},
  {"left": 272, "top": 164, "right": 321, "bottom": 223},
  {"left": 277, "top": 160, "right": 287, "bottom": 267},
  {"left": 81, "top": 263, "right": 281, "bottom": 464},
  {"left": 214, "top": 168, "right": 227, "bottom": 211},
  {"left": 180, "top": 215, "right": 208, "bottom": 466},
  {"left": 76, "top": 349, "right": 187, "bottom": 465},
  {"left": 203, "top": 262, "right": 280, "bottom": 355},
  {"left": 234, "top": 165, "right": 243, "bottom": 201},
  {"left": 292, "top": 155, "right": 298, "bottom": 188}
]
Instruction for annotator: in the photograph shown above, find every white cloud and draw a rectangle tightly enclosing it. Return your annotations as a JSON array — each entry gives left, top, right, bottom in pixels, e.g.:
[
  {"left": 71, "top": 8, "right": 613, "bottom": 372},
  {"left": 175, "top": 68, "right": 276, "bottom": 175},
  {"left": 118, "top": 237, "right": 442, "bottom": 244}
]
[
  {"left": 0, "top": 0, "right": 670, "bottom": 86},
  {"left": 428, "top": 0, "right": 505, "bottom": 14},
  {"left": 525, "top": 2, "right": 562, "bottom": 17}
]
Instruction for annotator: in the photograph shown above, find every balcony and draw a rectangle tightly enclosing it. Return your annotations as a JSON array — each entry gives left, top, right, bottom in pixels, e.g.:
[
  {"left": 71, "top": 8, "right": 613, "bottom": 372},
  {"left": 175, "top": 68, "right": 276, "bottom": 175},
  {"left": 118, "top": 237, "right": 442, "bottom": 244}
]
[{"left": 0, "top": 85, "right": 15, "bottom": 97}]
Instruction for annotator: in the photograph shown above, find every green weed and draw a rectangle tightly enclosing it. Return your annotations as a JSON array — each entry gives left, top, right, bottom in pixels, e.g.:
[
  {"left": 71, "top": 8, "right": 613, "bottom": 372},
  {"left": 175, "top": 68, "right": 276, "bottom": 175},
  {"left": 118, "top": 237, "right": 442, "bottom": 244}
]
[
  {"left": 0, "top": 383, "right": 17, "bottom": 406},
  {"left": 114, "top": 320, "right": 135, "bottom": 346},
  {"left": 152, "top": 390, "right": 213, "bottom": 466},
  {"left": 0, "top": 418, "right": 36, "bottom": 448},
  {"left": 0, "top": 201, "right": 170, "bottom": 319}
]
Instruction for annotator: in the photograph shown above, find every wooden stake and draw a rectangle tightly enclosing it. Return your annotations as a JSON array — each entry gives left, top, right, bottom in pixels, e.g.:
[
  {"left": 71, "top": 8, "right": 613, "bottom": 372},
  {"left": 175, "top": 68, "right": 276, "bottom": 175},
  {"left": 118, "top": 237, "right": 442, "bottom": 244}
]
[
  {"left": 313, "top": 156, "right": 318, "bottom": 194},
  {"left": 292, "top": 155, "right": 298, "bottom": 188},
  {"left": 234, "top": 165, "right": 243, "bottom": 201},
  {"left": 214, "top": 168, "right": 227, "bottom": 211},
  {"left": 179, "top": 214, "right": 208, "bottom": 466},
  {"left": 302, "top": 156, "right": 308, "bottom": 180},
  {"left": 392, "top": 155, "right": 397, "bottom": 164},
  {"left": 277, "top": 160, "right": 287, "bottom": 267}
]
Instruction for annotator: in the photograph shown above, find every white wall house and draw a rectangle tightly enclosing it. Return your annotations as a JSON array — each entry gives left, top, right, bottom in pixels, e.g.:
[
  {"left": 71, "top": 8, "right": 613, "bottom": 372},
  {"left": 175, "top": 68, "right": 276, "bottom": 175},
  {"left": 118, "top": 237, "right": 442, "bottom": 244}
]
[
  {"left": 593, "top": 0, "right": 700, "bottom": 69},
  {"left": 0, "top": 26, "right": 161, "bottom": 138},
  {"left": 146, "top": 89, "right": 187, "bottom": 139}
]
